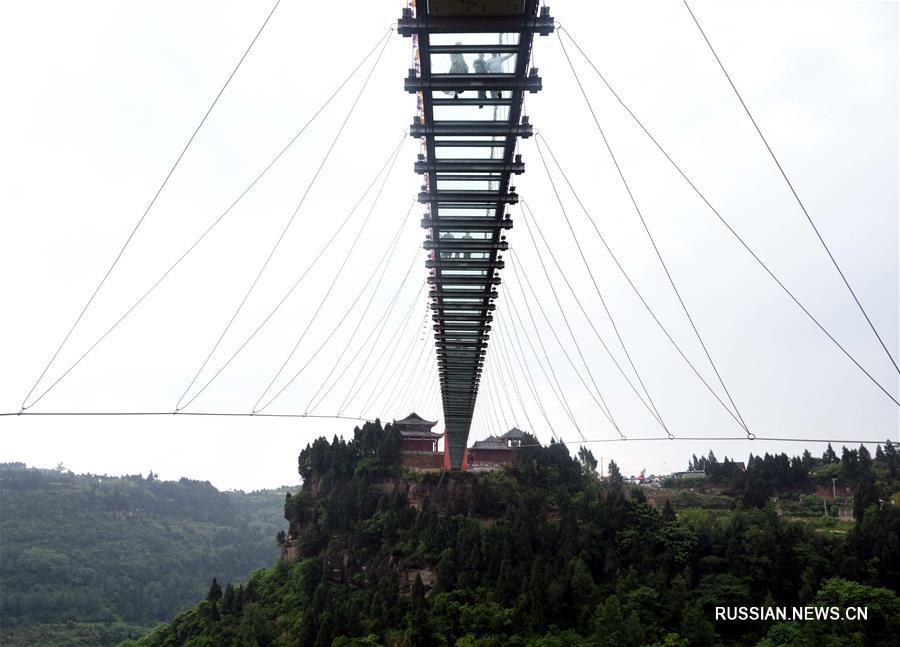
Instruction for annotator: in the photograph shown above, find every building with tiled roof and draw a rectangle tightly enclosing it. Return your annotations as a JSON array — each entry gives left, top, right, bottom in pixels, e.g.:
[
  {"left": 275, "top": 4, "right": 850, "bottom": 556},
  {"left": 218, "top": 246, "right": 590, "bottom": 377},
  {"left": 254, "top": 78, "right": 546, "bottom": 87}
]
[
  {"left": 393, "top": 412, "right": 443, "bottom": 453},
  {"left": 466, "top": 428, "right": 525, "bottom": 471}
]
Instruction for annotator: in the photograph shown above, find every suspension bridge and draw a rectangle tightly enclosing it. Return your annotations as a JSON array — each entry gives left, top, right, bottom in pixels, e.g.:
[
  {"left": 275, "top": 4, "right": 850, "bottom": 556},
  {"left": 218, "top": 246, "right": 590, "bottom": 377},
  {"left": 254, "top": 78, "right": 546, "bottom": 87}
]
[{"left": 3, "top": 1, "right": 897, "bottom": 471}]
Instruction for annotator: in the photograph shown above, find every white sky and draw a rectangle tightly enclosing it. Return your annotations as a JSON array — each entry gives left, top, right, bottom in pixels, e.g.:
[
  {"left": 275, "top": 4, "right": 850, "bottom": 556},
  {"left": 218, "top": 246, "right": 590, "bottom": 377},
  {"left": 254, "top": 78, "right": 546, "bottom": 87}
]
[{"left": 1, "top": 1, "right": 897, "bottom": 490}]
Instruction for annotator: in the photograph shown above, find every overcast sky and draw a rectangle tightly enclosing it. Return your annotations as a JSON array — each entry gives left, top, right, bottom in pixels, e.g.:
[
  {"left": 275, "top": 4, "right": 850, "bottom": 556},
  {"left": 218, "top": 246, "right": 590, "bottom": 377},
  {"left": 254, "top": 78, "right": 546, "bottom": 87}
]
[{"left": 1, "top": 1, "right": 897, "bottom": 490}]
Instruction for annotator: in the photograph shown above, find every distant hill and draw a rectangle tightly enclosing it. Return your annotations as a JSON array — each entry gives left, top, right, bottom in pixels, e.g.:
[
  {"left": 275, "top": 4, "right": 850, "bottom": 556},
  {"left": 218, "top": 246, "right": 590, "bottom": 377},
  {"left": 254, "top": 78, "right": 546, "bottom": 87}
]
[
  {"left": 129, "top": 422, "right": 900, "bottom": 647},
  {"left": 0, "top": 463, "right": 292, "bottom": 647}
]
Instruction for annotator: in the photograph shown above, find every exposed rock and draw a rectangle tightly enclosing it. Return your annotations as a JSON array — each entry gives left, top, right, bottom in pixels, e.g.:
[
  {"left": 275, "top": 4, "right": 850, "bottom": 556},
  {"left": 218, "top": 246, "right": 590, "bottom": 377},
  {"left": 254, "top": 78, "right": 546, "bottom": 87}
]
[{"left": 397, "top": 566, "right": 436, "bottom": 596}]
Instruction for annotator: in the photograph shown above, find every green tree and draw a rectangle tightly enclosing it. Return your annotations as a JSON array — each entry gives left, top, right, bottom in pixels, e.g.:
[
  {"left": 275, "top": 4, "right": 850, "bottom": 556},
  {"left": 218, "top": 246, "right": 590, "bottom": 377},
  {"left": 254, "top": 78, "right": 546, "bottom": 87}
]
[
  {"left": 607, "top": 461, "right": 624, "bottom": 490},
  {"left": 221, "top": 583, "right": 235, "bottom": 615},
  {"left": 206, "top": 578, "right": 222, "bottom": 604},
  {"left": 853, "top": 478, "right": 880, "bottom": 522},
  {"left": 577, "top": 447, "right": 598, "bottom": 474},
  {"left": 662, "top": 499, "right": 676, "bottom": 523}
]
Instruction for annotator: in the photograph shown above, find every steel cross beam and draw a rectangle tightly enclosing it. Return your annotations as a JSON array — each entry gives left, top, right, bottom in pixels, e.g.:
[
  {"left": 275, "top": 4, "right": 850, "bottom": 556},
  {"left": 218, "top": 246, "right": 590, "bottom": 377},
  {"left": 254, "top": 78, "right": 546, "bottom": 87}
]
[{"left": 399, "top": 0, "right": 553, "bottom": 469}]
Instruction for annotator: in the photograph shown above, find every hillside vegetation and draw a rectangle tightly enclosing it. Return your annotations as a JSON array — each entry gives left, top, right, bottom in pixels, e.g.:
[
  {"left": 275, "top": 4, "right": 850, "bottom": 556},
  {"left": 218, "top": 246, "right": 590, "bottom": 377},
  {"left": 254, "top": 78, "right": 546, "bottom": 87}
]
[
  {"left": 0, "top": 463, "right": 289, "bottom": 646},
  {"left": 131, "top": 422, "right": 900, "bottom": 647}
]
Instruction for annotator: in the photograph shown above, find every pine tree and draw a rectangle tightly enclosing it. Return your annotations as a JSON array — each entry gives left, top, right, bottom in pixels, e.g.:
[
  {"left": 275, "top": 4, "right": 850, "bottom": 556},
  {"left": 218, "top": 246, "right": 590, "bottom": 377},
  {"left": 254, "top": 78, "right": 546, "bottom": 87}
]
[
  {"left": 206, "top": 577, "right": 222, "bottom": 604},
  {"left": 496, "top": 558, "right": 517, "bottom": 602},
  {"left": 406, "top": 573, "right": 433, "bottom": 647},
  {"left": 858, "top": 444, "right": 873, "bottom": 471},
  {"left": 221, "top": 583, "right": 235, "bottom": 615},
  {"left": 578, "top": 446, "right": 598, "bottom": 473},
  {"left": 313, "top": 612, "right": 335, "bottom": 647},
  {"left": 884, "top": 440, "right": 898, "bottom": 478},
  {"left": 662, "top": 499, "right": 676, "bottom": 523},
  {"left": 853, "top": 478, "right": 880, "bottom": 522},
  {"left": 608, "top": 460, "right": 624, "bottom": 490},
  {"left": 411, "top": 573, "right": 425, "bottom": 612},
  {"left": 801, "top": 449, "right": 814, "bottom": 468},
  {"left": 623, "top": 610, "right": 646, "bottom": 645}
]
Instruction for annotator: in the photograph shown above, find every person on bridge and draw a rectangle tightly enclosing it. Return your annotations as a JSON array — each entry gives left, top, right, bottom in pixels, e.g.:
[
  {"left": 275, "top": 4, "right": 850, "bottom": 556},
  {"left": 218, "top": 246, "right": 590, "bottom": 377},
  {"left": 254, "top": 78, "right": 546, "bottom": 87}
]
[
  {"left": 461, "top": 232, "right": 473, "bottom": 259},
  {"left": 486, "top": 52, "right": 515, "bottom": 101},
  {"left": 474, "top": 53, "right": 488, "bottom": 108},
  {"left": 440, "top": 231, "right": 456, "bottom": 259},
  {"left": 446, "top": 45, "right": 468, "bottom": 99}
]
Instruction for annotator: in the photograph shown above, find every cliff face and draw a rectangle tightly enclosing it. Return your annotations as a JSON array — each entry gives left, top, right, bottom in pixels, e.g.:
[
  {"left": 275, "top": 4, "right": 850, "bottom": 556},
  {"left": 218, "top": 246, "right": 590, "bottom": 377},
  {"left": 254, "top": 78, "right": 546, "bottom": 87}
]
[
  {"left": 376, "top": 473, "right": 475, "bottom": 511},
  {"left": 285, "top": 472, "right": 476, "bottom": 541},
  {"left": 281, "top": 472, "right": 481, "bottom": 593}
]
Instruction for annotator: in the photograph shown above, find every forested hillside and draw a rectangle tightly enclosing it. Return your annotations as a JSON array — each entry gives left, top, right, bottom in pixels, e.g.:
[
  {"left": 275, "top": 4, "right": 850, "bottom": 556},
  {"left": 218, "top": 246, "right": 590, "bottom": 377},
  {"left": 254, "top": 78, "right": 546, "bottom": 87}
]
[
  {"left": 131, "top": 422, "right": 900, "bottom": 647},
  {"left": 0, "top": 464, "right": 290, "bottom": 646}
]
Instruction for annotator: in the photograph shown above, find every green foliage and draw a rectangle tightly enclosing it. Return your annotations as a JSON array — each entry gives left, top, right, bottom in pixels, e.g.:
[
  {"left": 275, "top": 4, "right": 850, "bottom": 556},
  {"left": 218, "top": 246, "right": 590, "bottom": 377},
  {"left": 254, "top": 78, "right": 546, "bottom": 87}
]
[
  {"left": 576, "top": 446, "right": 597, "bottom": 474},
  {"left": 686, "top": 441, "right": 898, "bottom": 513},
  {"left": 0, "top": 464, "right": 289, "bottom": 646},
  {"left": 758, "top": 578, "right": 900, "bottom": 646},
  {"left": 130, "top": 429, "right": 900, "bottom": 647},
  {"left": 607, "top": 459, "right": 623, "bottom": 489}
]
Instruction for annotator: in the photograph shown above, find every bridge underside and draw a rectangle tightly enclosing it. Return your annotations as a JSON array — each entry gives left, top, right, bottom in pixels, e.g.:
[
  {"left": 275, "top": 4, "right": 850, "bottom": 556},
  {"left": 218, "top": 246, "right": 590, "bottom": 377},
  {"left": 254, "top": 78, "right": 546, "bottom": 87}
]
[{"left": 400, "top": 0, "right": 553, "bottom": 469}]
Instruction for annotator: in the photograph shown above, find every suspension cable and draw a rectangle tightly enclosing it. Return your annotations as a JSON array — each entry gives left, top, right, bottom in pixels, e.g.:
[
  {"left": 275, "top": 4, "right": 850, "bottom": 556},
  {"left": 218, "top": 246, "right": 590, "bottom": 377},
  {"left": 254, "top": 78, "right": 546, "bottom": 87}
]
[
  {"left": 557, "top": 31, "right": 754, "bottom": 439},
  {"left": 508, "top": 252, "right": 614, "bottom": 438},
  {"left": 495, "top": 312, "right": 553, "bottom": 437},
  {"left": 482, "top": 357, "right": 506, "bottom": 435},
  {"left": 360, "top": 312, "right": 429, "bottom": 416},
  {"left": 257, "top": 195, "right": 415, "bottom": 414},
  {"left": 252, "top": 137, "right": 409, "bottom": 413},
  {"left": 307, "top": 244, "right": 422, "bottom": 413},
  {"left": 557, "top": 27, "right": 899, "bottom": 409},
  {"left": 5, "top": 411, "right": 370, "bottom": 421},
  {"left": 491, "top": 309, "right": 540, "bottom": 438},
  {"left": 513, "top": 223, "right": 616, "bottom": 431},
  {"left": 20, "top": 1, "right": 286, "bottom": 412},
  {"left": 410, "top": 352, "right": 433, "bottom": 415},
  {"left": 3, "top": 409, "right": 888, "bottom": 447},
  {"left": 535, "top": 133, "right": 750, "bottom": 429},
  {"left": 383, "top": 331, "right": 430, "bottom": 416},
  {"left": 402, "top": 344, "right": 435, "bottom": 414},
  {"left": 21, "top": 29, "right": 394, "bottom": 414},
  {"left": 174, "top": 133, "right": 408, "bottom": 412},
  {"left": 339, "top": 280, "right": 426, "bottom": 414},
  {"left": 175, "top": 32, "right": 393, "bottom": 412},
  {"left": 503, "top": 277, "right": 585, "bottom": 432},
  {"left": 682, "top": 0, "right": 898, "bottom": 375},
  {"left": 530, "top": 139, "right": 671, "bottom": 434},
  {"left": 304, "top": 201, "right": 419, "bottom": 413},
  {"left": 486, "top": 349, "right": 511, "bottom": 430},
  {"left": 415, "top": 352, "right": 438, "bottom": 415},
  {"left": 27, "top": 29, "right": 395, "bottom": 415},
  {"left": 489, "top": 333, "right": 519, "bottom": 428},
  {"left": 520, "top": 199, "right": 669, "bottom": 434},
  {"left": 426, "top": 353, "right": 441, "bottom": 416}
]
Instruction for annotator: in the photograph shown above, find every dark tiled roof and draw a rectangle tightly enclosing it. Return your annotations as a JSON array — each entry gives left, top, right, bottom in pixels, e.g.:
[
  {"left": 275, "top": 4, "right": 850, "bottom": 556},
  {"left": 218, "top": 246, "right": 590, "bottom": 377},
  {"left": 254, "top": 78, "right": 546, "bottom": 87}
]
[
  {"left": 471, "top": 435, "right": 511, "bottom": 450},
  {"left": 501, "top": 427, "right": 525, "bottom": 439},
  {"left": 393, "top": 412, "right": 438, "bottom": 427},
  {"left": 399, "top": 428, "right": 444, "bottom": 438}
]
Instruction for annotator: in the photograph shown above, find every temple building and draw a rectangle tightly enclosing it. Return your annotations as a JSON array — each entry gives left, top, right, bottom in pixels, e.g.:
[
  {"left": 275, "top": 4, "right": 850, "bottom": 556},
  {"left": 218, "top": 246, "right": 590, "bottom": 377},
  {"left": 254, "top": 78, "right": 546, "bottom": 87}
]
[
  {"left": 465, "top": 428, "right": 525, "bottom": 471},
  {"left": 391, "top": 416, "right": 527, "bottom": 472},
  {"left": 394, "top": 413, "right": 445, "bottom": 470}
]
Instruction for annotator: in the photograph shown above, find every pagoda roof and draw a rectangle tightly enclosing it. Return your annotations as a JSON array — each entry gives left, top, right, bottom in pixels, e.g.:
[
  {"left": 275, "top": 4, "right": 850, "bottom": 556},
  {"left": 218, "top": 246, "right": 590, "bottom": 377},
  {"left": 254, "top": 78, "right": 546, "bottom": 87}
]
[
  {"left": 399, "top": 428, "right": 444, "bottom": 439},
  {"left": 393, "top": 412, "right": 438, "bottom": 428},
  {"left": 501, "top": 427, "right": 525, "bottom": 439},
  {"left": 471, "top": 435, "right": 511, "bottom": 450}
]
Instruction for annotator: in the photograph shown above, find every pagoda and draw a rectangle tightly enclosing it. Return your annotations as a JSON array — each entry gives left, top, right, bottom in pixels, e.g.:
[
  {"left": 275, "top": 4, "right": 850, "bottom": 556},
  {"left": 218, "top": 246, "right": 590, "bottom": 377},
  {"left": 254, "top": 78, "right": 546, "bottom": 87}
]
[{"left": 393, "top": 412, "right": 443, "bottom": 454}]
